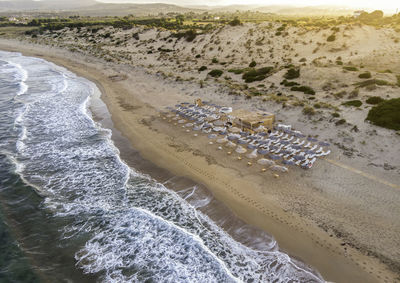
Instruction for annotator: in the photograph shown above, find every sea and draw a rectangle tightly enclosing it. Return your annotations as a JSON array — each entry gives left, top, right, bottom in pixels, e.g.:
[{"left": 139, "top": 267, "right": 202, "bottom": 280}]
[{"left": 0, "top": 50, "right": 325, "bottom": 282}]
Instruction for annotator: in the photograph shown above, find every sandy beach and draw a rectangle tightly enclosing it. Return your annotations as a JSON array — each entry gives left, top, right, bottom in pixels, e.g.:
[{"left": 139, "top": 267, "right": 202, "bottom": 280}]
[{"left": 1, "top": 38, "right": 399, "bottom": 283}]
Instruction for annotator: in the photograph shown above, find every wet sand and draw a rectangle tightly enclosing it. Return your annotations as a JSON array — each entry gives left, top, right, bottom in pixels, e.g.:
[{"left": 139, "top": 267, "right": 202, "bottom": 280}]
[{"left": 1, "top": 39, "right": 399, "bottom": 283}]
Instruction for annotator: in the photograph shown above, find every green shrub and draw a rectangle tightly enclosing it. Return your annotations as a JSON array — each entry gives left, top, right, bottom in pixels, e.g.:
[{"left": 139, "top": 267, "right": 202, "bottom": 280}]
[
  {"left": 228, "top": 68, "right": 245, "bottom": 74},
  {"left": 229, "top": 17, "right": 241, "bottom": 26},
  {"left": 332, "top": 112, "right": 340, "bottom": 118},
  {"left": 249, "top": 60, "right": 257, "bottom": 67},
  {"left": 242, "top": 67, "right": 273, "bottom": 83},
  {"left": 208, "top": 69, "right": 223, "bottom": 78},
  {"left": 358, "top": 72, "right": 371, "bottom": 79},
  {"left": 343, "top": 66, "right": 359, "bottom": 71},
  {"left": 336, "top": 60, "right": 343, "bottom": 65},
  {"left": 327, "top": 34, "right": 336, "bottom": 42},
  {"left": 302, "top": 106, "right": 316, "bottom": 116},
  {"left": 195, "top": 54, "right": 201, "bottom": 58},
  {"left": 314, "top": 103, "right": 321, "bottom": 109},
  {"left": 281, "top": 79, "right": 299, "bottom": 87},
  {"left": 342, "top": 100, "right": 362, "bottom": 107},
  {"left": 198, "top": 66, "right": 207, "bottom": 72},
  {"left": 291, "top": 85, "right": 315, "bottom": 95},
  {"left": 397, "top": 75, "right": 400, "bottom": 87},
  {"left": 212, "top": 58, "right": 219, "bottom": 64},
  {"left": 366, "top": 98, "right": 400, "bottom": 130},
  {"left": 335, "top": 119, "right": 346, "bottom": 126},
  {"left": 354, "top": 79, "right": 391, "bottom": 88},
  {"left": 366, "top": 96, "right": 384, "bottom": 105},
  {"left": 284, "top": 68, "right": 300, "bottom": 80}
]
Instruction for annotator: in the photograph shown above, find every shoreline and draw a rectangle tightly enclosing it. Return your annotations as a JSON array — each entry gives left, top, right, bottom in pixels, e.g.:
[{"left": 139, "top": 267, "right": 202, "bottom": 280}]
[{"left": 1, "top": 39, "right": 398, "bottom": 283}]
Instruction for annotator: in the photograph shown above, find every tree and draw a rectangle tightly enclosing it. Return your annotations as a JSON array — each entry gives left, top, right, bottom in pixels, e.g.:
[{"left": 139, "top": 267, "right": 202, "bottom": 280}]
[
  {"left": 229, "top": 17, "right": 241, "bottom": 26},
  {"left": 175, "top": 15, "right": 184, "bottom": 26}
]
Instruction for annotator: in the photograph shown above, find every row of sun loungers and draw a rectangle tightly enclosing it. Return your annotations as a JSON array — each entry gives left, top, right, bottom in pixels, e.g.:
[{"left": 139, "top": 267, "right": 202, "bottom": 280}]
[{"left": 165, "top": 102, "right": 331, "bottom": 171}]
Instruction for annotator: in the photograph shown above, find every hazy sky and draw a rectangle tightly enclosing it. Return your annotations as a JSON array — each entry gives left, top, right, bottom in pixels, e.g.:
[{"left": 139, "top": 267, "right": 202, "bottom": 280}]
[{"left": 99, "top": 0, "right": 400, "bottom": 12}]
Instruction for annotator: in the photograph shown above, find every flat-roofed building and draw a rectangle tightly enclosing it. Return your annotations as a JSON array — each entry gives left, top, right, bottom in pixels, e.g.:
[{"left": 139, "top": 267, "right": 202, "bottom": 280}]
[{"left": 231, "top": 109, "right": 275, "bottom": 130}]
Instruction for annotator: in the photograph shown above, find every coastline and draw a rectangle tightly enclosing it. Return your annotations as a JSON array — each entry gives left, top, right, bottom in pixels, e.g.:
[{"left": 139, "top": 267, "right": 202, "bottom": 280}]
[{"left": 1, "top": 39, "right": 398, "bottom": 283}]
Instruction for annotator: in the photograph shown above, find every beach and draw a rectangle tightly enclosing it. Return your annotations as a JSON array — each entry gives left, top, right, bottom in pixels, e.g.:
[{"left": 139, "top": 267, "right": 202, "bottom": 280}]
[{"left": 1, "top": 39, "right": 399, "bottom": 282}]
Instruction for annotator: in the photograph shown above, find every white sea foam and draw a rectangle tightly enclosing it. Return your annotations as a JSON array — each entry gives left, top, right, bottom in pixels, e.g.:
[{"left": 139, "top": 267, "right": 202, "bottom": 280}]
[{"left": 1, "top": 51, "right": 325, "bottom": 283}]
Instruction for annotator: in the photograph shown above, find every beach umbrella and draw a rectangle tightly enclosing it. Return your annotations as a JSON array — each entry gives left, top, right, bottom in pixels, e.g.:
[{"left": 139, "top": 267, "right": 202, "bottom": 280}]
[
  {"left": 283, "top": 160, "right": 295, "bottom": 165},
  {"left": 225, "top": 141, "right": 237, "bottom": 148},
  {"left": 237, "top": 139, "right": 247, "bottom": 144},
  {"left": 271, "top": 165, "right": 288, "bottom": 173},
  {"left": 258, "top": 149, "right": 269, "bottom": 155},
  {"left": 269, "top": 136, "right": 278, "bottom": 140},
  {"left": 247, "top": 144, "right": 257, "bottom": 149},
  {"left": 292, "top": 145, "right": 302, "bottom": 150},
  {"left": 213, "top": 127, "right": 225, "bottom": 132},
  {"left": 306, "top": 150, "right": 315, "bottom": 154},
  {"left": 235, "top": 146, "right": 247, "bottom": 154},
  {"left": 307, "top": 137, "right": 318, "bottom": 142},
  {"left": 246, "top": 149, "right": 258, "bottom": 159},
  {"left": 257, "top": 158, "right": 275, "bottom": 166},
  {"left": 228, "top": 135, "right": 239, "bottom": 141},
  {"left": 280, "top": 140, "right": 290, "bottom": 145},
  {"left": 217, "top": 138, "right": 228, "bottom": 144},
  {"left": 258, "top": 132, "right": 268, "bottom": 137},
  {"left": 229, "top": 127, "right": 241, "bottom": 133},
  {"left": 240, "top": 131, "right": 249, "bottom": 136},
  {"left": 319, "top": 141, "right": 330, "bottom": 147},
  {"left": 219, "top": 131, "right": 228, "bottom": 136},
  {"left": 185, "top": 123, "right": 193, "bottom": 127},
  {"left": 178, "top": 119, "right": 186, "bottom": 124},
  {"left": 294, "top": 155, "right": 306, "bottom": 161},
  {"left": 193, "top": 125, "right": 202, "bottom": 131},
  {"left": 213, "top": 120, "right": 225, "bottom": 126},
  {"left": 208, "top": 134, "right": 217, "bottom": 139},
  {"left": 270, "top": 155, "right": 281, "bottom": 160}
]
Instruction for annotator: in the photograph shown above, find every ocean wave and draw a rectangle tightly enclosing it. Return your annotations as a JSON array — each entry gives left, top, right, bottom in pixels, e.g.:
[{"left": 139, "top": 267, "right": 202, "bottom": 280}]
[{"left": 1, "top": 51, "right": 325, "bottom": 283}]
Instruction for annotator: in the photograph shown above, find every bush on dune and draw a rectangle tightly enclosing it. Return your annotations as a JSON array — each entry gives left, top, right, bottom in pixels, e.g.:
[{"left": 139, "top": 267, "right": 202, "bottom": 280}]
[
  {"left": 291, "top": 85, "right": 315, "bottom": 95},
  {"left": 366, "top": 96, "right": 384, "bottom": 105},
  {"left": 208, "top": 69, "right": 223, "bottom": 77},
  {"left": 284, "top": 68, "right": 300, "bottom": 80},
  {"left": 366, "top": 98, "right": 400, "bottom": 130},
  {"left": 358, "top": 72, "right": 371, "bottom": 79},
  {"left": 242, "top": 67, "right": 273, "bottom": 83},
  {"left": 342, "top": 100, "right": 362, "bottom": 107}
]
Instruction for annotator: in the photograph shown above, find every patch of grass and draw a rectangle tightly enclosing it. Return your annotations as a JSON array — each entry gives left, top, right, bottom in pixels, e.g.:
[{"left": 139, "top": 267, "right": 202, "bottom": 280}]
[
  {"left": 327, "top": 34, "right": 336, "bottom": 42},
  {"left": 366, "top": 96, "right": 384, "bottom": 105},
  {"left": 302, "top": 106, "right": 316, "bottom": 116},
  {"left": 198, "top": 66, "right": 207, "bottom": 72},
  {"left": 249, "top": 60, "right": 257, "bottom": 67},
  {"left": 342, "top": 100, "right": 362, "bottom": 107},
  {"left": 396, "top": 75, "right": 400, "bottom": 87},
  {"left": 354, "top": 79, "right": 391, "bottom": 87},
  {"left": 242, "top": 67, "right": 273, "bottom": 83},
  {"left": 343, "top": 66, "right": 358, "bottom": 71},
  {"left": 208, "top": 69, "right": 223, "bottom": 78},
  {"left": 280, "top": 79, "right": 299, "bottom": 87},
  {"left": 336, "top": 60, "right": 343, "bottom": 65},
  {"left": 291, "top": 85, "right": 315, "bottom": 95},
  {"left": 212, "top": 57, "right": 219, "bottom": 64},
  {"left": 366, "top": 98, "right": 400, "bottom": 130},
  {"left": 228, "top": 68, "right": 246, "bottom": 74},
  {"left": 332, "top": 112, "right": 340, "bottom": 118},
  {"left": 284, "top": 68, "right": 300, "bottom": 80},
  {"left": 335, "top": 119, "right": 346, "bottom": 126},
  {"left": 358, "top": 71, "right": 371, "bottom": 79}
]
